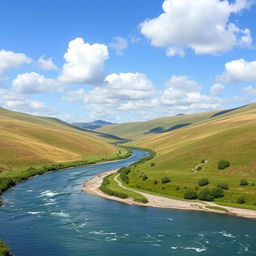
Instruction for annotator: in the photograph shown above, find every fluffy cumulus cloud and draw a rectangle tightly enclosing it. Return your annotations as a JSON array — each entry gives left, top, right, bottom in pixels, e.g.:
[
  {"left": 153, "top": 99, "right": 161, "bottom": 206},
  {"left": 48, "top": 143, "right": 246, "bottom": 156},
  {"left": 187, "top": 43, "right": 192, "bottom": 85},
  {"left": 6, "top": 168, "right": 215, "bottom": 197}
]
[
  {"left": 140, "top": 0, "right": 253, "bottom": 56},
  {"left": 12, "top": 72, "right": 62, "bottom": 94},
  {"left": 38, "top": 56, "right": 58, "bottom": 71},
  {"left": 0, "top": 89, "right": 49, "bottom": 114},
  {"left": 63, "top": 72, "right": 158, "bottom": 121},
  {"left": 243, "top": 85, "right": 256, "bottom": 96},
  {"left": 59, "top": 37, "right": 109, "bottom": 84},
  {"left": 109, "top": 37, "right": 128, "bottom": 55},
  {"left": 160, "top": 76, "right": 222, "bottom": 112},
  {"left": 0, "top": 49, "right": 32, "bottom": 75},
  {"left": 63, "top": 74, "right": 222, "bottom": 121},
  {"left": 217, "top": 59, "right": 256, "bottom": 83},
  {"left": 209, "top": 83, "right": 225, "bottom": 96}
]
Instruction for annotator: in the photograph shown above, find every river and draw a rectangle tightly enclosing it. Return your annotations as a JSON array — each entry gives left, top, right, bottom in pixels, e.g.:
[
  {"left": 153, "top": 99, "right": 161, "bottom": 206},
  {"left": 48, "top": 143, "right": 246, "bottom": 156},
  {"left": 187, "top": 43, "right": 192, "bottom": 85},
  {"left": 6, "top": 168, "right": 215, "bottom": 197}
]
[{"left": 0, "top": 149, "right": 255, "bottom": 256}]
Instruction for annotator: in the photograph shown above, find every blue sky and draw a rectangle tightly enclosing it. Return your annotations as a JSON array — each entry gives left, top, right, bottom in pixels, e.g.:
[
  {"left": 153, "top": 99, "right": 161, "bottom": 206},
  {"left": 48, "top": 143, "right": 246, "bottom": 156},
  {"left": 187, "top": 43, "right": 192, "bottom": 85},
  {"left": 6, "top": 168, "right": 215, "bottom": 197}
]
[{"left": 1, "top": 0, "right": 256, "bottom": 123}]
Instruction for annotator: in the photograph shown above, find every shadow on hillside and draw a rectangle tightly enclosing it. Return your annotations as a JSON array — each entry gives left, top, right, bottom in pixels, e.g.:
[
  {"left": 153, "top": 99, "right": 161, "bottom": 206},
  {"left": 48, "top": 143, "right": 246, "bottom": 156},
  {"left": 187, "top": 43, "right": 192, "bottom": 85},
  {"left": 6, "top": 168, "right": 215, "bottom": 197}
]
[{"left": 144, "top": 123, "right": 192, "bottom": 135}]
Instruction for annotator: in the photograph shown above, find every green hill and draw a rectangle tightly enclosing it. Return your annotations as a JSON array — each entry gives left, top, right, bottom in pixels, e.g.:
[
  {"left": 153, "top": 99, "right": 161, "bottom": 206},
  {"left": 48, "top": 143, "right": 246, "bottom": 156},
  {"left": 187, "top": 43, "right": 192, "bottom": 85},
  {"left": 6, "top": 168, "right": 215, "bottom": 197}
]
[
  {"left": 0, "top": 107, "right": 124, "bottom": 172},
  {"left": 107, "top": 103, "right": 256, "bottom": 209}
]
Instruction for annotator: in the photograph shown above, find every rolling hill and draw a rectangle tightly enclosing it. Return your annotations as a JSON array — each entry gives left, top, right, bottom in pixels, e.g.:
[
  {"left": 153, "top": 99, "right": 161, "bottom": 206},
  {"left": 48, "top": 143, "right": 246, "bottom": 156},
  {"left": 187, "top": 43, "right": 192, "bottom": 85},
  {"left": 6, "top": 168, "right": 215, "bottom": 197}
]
[
  {"left": 101, "top": 103, "right": 256, "bottom": 209},
  {"left": 0, "top": 107, "right": 124, "bottom": 172}
]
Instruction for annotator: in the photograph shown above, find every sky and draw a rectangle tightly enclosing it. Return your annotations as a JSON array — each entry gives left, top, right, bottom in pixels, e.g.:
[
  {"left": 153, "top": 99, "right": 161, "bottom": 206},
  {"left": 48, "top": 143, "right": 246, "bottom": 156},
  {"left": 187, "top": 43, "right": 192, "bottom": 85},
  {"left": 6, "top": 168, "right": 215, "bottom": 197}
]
[{"left": 1, "top": 0, "right": 256, "bottom": 123}]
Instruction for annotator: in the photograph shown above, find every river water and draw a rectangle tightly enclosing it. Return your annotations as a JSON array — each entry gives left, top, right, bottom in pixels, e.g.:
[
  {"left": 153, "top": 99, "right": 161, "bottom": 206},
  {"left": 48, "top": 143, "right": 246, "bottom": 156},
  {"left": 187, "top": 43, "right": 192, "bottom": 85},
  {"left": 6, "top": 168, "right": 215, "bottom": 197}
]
[{"left": 0, "top": 149, "right": 255, "bottom": 256}]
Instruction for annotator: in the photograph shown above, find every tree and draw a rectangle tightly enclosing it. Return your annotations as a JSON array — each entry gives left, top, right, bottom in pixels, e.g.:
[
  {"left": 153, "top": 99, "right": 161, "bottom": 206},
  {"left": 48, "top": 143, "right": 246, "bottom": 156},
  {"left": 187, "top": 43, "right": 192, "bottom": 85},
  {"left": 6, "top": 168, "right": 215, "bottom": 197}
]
[
  {"left": 184, "top": 189, "right": 198, "bottom": 199},
  {"left": 161, "top": 176, "right": 171, "bottom": 184},
  {"left": 218, "top": 160, "right": 230, "bottom": 170},
  {"left": 198, "top": 178, "right": 209, "bottom": 186},
  {"left": 217, "top": 183, "right": 229, "bottom": 190},
  {"left": 210, "top": 187, "right": 224, "bottom": 198},
  {"left": 237, "top": 196, "right": 246, "bottom": 204},
  {"left": 240, "top": 179, "right": 248, "bottom": 186},
  {"left": 198, "top": 188, "right": 215, "bottom": 201}
]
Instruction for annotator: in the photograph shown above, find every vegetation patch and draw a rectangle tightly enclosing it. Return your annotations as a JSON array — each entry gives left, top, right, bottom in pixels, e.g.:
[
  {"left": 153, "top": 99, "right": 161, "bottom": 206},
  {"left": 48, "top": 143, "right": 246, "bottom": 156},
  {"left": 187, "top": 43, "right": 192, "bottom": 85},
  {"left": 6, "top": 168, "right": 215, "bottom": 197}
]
[
  {"left": 198, "top": 178, "right": 209, "bottom": 186},
  {"left": 218, "top": 160, "right": 230, "bottom": 170},
  {"left": 0, "top": 241, "right": 12, "bottom": 256}
]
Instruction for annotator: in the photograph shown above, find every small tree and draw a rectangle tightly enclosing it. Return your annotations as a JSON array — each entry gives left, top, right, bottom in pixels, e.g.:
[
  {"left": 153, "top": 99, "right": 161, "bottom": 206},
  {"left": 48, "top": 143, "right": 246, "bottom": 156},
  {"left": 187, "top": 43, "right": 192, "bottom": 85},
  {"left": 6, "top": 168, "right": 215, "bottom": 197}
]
[
  {"left": 196, "top": 166, "right": 202, "bottom": 171},
  {"left": 150, "top": 162, "right": 155, "bottom": 167},
  {"left": 210, "top": 187, "right": 224, "bottom": 198},
  {"left": 184, "top": 189, "right": 198, "bottom": 199},
  {"left": 161, "top": 176, "right": 171, "bottom": 184},
  {"left": 237, "top": 196, "right": 246, "bottom": 204},
  {"left": 198, "top": 188, "right": 214, "bottom": 201},
  {"left": 240, "top": 179, "right": 248, "bottom": 186},
  {"left": 198, "top": 178, "right": 209, "bottom": 186},
  {"left": 218, "top": 160, "right": 230, "bottom": 170},
  {"left": 153, "top": 180, "right": 158, "bottom": 185},
  {"left": 217, "top": 183, "right": 229, "bottom": 190},
  {"left": 142, "top": 175, "right": 148, "bottom": 181}
]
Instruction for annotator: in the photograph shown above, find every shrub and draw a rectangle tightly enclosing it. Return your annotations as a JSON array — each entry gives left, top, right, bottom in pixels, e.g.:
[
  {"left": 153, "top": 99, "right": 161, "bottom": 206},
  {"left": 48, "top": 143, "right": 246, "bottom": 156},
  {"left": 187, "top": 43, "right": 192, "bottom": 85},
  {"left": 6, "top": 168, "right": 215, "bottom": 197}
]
[
  {"left": 134, "top": 197, "right": 148, "bottom": 203},
  {"left": 201, "top": 159, "right": 206, "bottom": 164},
  {"left": 176, "top": 186, "right": 180, "bottom": 191},
  {"left": 150, "top": 162, "right": 155, "bottom": 167},
  {"left": 198, "top": 188, "right": 215, "bottom": 201},
  {"left": 196, "top": 166, "right": 202, "bottom": 171},
  {"left": 161, "top": 176, "right": 171, "bottom": 184},
  {"left": 217, "top": 183, "right": 229, "bottom": 190},
  {"left": 218, "top": 160, "right": 230, "bottom": 170},
  {"left": 198, "top": 178, "right": 209, "bottom": 186},
  {"left": 184, "top": 189, "right": 198, "bottom": 199},
  {"left": 210, "top": 187, "right": 224, "bottom": 198},
  {"left": 153, "top": 180, "right": 158, "bottom": 185},
  {"left": 240, "top": 179, "right": 249, "bottom": 186},
  {"left": 237, "top": 196, "right": 246, "bottom": 204},
  {"left": 142, "top": 175, "right": 148, "bottom": 181}
]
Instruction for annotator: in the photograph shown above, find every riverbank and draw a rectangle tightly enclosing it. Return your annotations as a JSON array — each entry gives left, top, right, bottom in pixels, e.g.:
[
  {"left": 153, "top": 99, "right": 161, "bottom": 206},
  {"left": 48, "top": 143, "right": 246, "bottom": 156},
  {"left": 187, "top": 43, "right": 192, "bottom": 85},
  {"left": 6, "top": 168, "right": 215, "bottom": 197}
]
[{"left": 83, "top": 170, "right": 256, "bottom": 220}]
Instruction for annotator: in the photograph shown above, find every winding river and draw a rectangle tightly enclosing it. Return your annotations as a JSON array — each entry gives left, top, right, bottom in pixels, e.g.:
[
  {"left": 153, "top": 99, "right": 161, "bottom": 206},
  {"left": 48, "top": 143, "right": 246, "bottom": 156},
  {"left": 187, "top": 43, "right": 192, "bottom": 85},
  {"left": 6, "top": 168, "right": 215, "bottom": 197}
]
[{"left": 0, "top": 149, "right": 256, "bottom": 256}]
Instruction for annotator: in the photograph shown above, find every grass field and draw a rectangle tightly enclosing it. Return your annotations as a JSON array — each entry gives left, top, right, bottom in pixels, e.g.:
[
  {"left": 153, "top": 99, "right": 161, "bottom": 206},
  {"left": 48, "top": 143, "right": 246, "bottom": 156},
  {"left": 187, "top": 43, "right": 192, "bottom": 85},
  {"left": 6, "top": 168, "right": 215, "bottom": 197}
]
[
  {"left": 102, "top": 103, "right": 256, "bottom": 210},
  {"left": 0, "top": 107, "right": 123, "bottom": 172}
]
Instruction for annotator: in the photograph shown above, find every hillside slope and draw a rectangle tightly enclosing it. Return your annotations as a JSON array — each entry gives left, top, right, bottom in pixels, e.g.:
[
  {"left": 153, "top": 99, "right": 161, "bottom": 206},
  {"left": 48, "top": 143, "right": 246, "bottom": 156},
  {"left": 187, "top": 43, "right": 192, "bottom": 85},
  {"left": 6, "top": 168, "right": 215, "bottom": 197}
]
[
  {"left": 122, "top": 103, "right": 256, "bottom": 209},
  {"left": 0, "top": 108, "right": 122, "bottom": 172}
]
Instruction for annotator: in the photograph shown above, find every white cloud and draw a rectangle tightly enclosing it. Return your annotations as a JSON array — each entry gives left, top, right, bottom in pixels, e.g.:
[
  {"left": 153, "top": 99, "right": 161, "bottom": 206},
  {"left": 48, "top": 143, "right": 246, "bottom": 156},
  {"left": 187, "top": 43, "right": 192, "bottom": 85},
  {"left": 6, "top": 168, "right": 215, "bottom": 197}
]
[
  {"left": 243, "top": 85, "right": 256, "bottom": 96},
  {"left": 59, "top": 37, "right": 109, "bottom": 84},
  {"left": 166, "top": 46, "right": 185, "bottom": 57},
  {"left": 62, "top": 88, "right": 86, "bottom": 102},
  {"left": 217, "top": 59, "right": 256, "bottom": 83},
  {"left": 12, "top": 72, "right": 61, "bottom": 94},
  {"left": 0, "top": 89, "right": 49, "bottom": 114},
  {"left": 140, "top": 0, "right": 253, "bottom": 56},
  {"left": 160, "top": 76, "right": 222, "bottom": 111},
  {"left": 209, "top": 83, "right": 224, "bottom": 96},
  {"left": 109, "top": 37, "right": 128, "bottom": 55},
  {"left": 63, "top": 74, "right": 222, "bottom": 122},
  {"left": 38, "top": 56, "right": 58, "bottom": 71},
  {"left": 0, "top": 49, "right": 32, "bottom": 75}
]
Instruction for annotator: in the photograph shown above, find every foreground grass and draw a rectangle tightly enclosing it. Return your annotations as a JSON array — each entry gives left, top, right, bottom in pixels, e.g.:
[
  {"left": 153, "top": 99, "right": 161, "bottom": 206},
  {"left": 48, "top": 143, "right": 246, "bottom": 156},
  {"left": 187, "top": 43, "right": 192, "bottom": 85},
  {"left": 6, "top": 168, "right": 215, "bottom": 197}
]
[{"left": 0, "top": 241, "right": 12, "bottom": 256}]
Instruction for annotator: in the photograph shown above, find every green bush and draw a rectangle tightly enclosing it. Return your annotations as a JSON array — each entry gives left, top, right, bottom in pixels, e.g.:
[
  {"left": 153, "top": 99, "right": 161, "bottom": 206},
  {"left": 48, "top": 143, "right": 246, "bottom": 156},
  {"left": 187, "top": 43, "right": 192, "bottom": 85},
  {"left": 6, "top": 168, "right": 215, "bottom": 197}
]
[
  {"left": 237, "top": 196, "right": 246, "bottom": 204},
  {"left": 196, "top": 166, "right": 202, "bottom": 170},
  {"left": 161, "top": 176, "right": 171, "bottom": 184},
  {"left": 217, "top": 183, "right": 229, "bottom": 190},
  {"left": 210, "top": 187, "right": 224, "bottom": 198},
  {"left": 150, "top": 162, "right": 155, "bottom": 167},
  {"left": 142, "top": 175, "right": 148, "bottom": 181},
  {"left": 218, "top": 160, "right": 230, "bottom": 170},
  {"left": 153, "top": 180, "right": 158, "bottom": 185},
  {"left": 184, "top": 189, "right": 198, "bottom": 199},
  {"left": 198, "top": 188, "right": 215, "bottom": 201},
  {"left": 198, "top": 178, "right": 209, "bottom": 186},
  {"left": 240, "top": 179, "right": 249, "bottom": 186},
  {"left": 134, "top": 197, "right": 148, "bottom": 203}
]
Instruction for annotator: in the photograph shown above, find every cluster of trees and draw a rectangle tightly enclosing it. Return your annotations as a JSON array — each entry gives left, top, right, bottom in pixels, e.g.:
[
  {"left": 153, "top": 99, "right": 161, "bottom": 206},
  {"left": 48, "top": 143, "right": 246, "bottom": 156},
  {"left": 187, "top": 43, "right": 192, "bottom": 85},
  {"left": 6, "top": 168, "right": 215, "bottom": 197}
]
[{"left": 184, "top": 187, "right": 224, "bottom": 201}]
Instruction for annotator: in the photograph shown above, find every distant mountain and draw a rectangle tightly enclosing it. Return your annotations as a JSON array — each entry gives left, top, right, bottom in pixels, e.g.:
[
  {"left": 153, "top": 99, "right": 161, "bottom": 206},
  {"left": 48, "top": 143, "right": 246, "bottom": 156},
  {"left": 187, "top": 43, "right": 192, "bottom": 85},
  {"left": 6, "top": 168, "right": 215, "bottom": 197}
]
[{"left": 72, "top": 120, "right": 115, "bottom": 130}]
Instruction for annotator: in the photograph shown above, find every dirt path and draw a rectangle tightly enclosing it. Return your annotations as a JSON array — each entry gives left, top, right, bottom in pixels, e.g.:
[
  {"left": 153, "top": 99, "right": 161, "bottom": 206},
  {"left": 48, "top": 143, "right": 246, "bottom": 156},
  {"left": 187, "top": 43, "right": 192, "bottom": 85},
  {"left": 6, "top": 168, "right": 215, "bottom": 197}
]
[{"left": 83, "top": 170, "right": 256, "bottom": 220}]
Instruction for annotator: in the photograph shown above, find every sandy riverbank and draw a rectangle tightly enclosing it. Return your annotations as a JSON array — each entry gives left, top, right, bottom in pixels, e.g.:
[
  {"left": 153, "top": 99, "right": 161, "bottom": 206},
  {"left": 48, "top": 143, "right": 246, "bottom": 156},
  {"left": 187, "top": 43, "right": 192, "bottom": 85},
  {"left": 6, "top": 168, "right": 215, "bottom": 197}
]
[{"left": 82, "top": 170, "right": 256, "bottom": 220}]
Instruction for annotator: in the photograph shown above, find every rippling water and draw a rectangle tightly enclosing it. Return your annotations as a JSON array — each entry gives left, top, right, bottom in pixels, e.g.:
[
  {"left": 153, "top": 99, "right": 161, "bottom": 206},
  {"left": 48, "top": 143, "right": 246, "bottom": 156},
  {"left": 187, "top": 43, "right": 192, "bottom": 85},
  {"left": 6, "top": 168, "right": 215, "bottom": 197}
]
[{"left": 0, "top": 149, "right": 256, "bottom": 256}]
